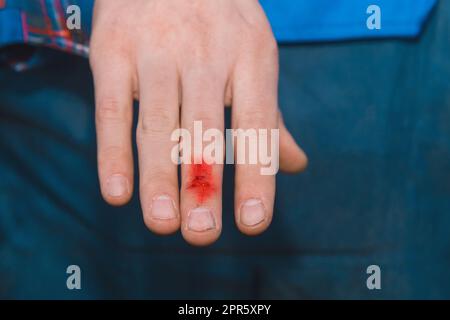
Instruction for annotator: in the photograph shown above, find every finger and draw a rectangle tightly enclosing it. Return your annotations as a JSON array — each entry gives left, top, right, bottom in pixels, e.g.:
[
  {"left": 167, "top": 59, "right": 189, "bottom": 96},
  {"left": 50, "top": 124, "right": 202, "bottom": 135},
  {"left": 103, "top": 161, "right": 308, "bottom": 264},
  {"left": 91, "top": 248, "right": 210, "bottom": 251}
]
[
  {"left": 136, "top": 57, "right": 180, "bottom": 235},
  {"left": 279, "top": 112, "right": 308, "bottom": 173},
  {"left": 91, "top": 53, "right": 134, "bottom": 206},
  {"left": 232, "top": 40, "right": 279, "bottom": 236},
  {"left": 180, "top": 68, "right": 225, "bottom": 246}
]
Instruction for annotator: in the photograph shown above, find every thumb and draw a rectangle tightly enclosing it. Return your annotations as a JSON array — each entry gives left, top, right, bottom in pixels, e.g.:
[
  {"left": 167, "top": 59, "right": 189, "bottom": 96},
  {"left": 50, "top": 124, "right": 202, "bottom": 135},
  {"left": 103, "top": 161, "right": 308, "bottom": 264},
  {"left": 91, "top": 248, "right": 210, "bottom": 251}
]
[{"left": 278, "top": 111, "right": 308, "bottom": 173}]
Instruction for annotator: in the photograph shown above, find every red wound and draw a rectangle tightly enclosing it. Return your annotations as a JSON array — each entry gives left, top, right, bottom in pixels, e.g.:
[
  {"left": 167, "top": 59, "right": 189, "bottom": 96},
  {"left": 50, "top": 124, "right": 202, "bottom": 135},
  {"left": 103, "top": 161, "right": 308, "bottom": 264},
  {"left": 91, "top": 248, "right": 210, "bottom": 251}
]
[{"left": 187, "top": 162, "right": 215, "bottom": 204}]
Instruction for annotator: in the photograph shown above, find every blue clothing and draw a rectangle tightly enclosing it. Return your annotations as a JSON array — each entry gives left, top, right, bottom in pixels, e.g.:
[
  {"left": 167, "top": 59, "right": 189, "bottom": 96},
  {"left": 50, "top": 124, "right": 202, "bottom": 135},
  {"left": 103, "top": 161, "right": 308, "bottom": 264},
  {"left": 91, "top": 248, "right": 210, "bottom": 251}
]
[
  {"left": 261, "top": 0, "right": 437, "bottom": 42},
  {"left": 0, "top": 0, "right": 438, "bottom": 51}
]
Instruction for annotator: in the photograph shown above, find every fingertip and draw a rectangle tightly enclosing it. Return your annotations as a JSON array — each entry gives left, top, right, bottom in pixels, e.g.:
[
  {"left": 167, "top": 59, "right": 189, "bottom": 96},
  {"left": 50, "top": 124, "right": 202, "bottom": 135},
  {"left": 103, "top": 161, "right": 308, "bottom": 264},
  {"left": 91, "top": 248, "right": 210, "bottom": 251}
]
[
  {"left": 143, "top": 215, "right": 180, "bottom": 236},
  {"left": 181, "top": 207, "right": 222, "bottom": 246},
  {"left": 101, "top": 173, "right": 133, "bottom": 206},
  {"left": 296, "top": 149, "right": 309, "bottom": 172},
  {"left": 143, "top": 194, "right": 181, "bottom": 235},
  {"left": 279, "top": 119, "right": 308, "bottom": 173},
  {"left": 236, "top": 198, "right": 272, "bottom": 236},
  {"left": 181, "top": 228, "right": 222, "bottom": 247},
  {"left": 280, "top": 146, "right": 308, "bottom": 174}
]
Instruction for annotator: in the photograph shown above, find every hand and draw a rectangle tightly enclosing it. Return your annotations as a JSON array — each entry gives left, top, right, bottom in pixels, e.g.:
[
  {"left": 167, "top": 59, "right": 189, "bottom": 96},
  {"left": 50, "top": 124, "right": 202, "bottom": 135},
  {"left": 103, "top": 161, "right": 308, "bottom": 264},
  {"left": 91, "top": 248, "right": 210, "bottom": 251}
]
[{"left": 89, "top": 0, "right": 307, "bottom": 246}]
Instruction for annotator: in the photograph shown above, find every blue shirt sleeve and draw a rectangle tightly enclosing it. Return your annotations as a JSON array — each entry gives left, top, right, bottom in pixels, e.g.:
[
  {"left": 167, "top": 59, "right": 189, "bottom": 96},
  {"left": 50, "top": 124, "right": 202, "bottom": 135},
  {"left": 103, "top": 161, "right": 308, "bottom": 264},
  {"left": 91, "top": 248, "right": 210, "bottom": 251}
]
[
  {"left": 0, "top": 0, "right": 438, "bottom": 51},
  {"left": 0, "top": 8, "right": 24, "bottom": 46},
  {"left": 260, "top": 0, "right": 437, "bottom": 42}
]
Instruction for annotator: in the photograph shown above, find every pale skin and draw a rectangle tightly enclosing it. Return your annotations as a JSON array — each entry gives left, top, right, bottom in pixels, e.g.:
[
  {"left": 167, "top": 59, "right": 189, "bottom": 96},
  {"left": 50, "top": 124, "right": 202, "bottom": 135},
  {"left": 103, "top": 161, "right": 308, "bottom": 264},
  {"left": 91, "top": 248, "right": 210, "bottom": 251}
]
[{"left": 90, "top": 0, "right": 308, "bottom": 246}]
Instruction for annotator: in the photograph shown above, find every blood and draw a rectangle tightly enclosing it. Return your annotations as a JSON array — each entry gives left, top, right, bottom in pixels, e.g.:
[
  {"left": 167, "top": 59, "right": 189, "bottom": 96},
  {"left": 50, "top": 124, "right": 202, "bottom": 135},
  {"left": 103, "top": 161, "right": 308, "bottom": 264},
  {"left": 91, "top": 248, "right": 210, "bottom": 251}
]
[{"left": 187, "top": 161, "right": 215, "bottom": 204}]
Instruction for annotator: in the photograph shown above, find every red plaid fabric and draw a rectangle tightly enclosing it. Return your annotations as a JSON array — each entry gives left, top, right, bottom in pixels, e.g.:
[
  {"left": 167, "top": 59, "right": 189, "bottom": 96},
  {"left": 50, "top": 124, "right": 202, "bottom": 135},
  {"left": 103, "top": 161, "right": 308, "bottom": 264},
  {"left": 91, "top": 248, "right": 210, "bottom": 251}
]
[{"left": 2, "top": 0, "right": 92, "bottom": 57}]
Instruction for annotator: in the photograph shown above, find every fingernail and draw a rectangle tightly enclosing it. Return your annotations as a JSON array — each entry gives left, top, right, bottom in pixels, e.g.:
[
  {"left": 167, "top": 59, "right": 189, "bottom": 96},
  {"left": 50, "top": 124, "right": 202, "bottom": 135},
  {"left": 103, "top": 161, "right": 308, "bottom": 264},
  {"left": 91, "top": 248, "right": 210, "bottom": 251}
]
[
  {"left": 151, "top": 195, "right": 177, "bottom": 220},
  {"left": 188, "top": 207, "right": 215, "bottom": 232},
  {"left": 106, "top": 174, "right": 129, "bottom": 198},
  {"left": 240, "top": 199, "right": 266, "bottom": 227}
]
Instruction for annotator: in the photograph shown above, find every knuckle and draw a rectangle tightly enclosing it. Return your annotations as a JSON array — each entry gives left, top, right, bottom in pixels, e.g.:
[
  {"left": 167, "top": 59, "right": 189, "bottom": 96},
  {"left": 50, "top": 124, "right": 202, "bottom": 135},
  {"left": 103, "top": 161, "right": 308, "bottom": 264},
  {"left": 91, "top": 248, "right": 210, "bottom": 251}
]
[
  {"left": 137, "top": 106, "right": 176, "bottom": 137},
  {"left": 140, "top": 170, "right": 175, "bottom": 191},
  {"left": 237, "top": 108, "right": 268, "bottom": 127},
  {"left": 241, "top": 23, "right": 278, "bottom": 61},
  {"left": 89, "top": 28, "right": 132, "bottom": 71},
  {"left": 254, "top": 34, "right": 278, "bottom": 59},
  {"left": 96, "top": 97, "right": 126, "bottom": 125}
]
